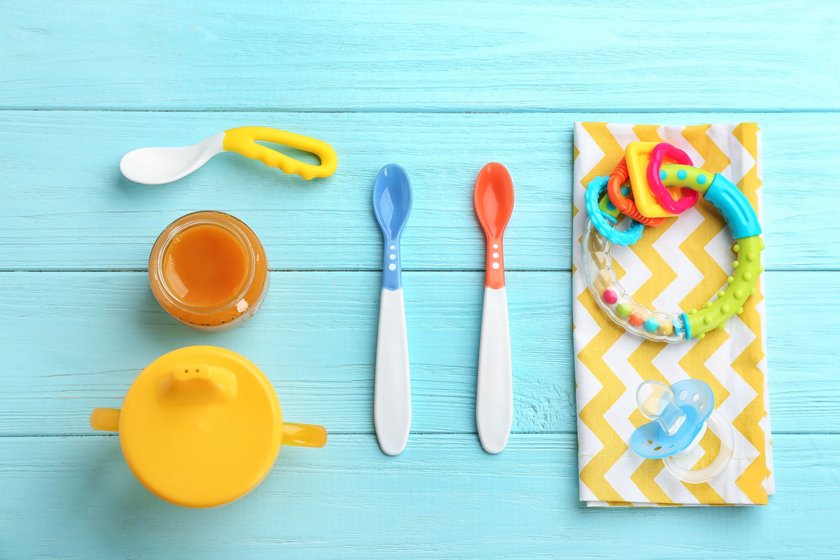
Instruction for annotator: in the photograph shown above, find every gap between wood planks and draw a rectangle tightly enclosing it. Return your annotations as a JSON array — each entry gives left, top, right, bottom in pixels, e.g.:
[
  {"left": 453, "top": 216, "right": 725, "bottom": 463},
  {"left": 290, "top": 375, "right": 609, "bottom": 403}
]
[
  {"left": 2, "top": 108, "right": 840, "bottom": 114},
  {"left": 2, "top": 430, "right": 837, "bottom": 438}
]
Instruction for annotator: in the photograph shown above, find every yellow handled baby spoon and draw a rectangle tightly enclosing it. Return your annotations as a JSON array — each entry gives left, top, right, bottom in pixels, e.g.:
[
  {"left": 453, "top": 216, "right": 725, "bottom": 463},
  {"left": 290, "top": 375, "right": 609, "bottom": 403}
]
[{"left": 120, "top": 126, "right": 338, "bottom": 184}]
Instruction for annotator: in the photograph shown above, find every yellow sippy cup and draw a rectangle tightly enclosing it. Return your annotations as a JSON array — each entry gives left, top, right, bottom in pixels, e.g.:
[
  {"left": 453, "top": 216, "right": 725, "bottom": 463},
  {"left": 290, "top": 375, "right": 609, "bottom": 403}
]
[{"left": 90, "top": 346, "right": 327, "bottom": 508}]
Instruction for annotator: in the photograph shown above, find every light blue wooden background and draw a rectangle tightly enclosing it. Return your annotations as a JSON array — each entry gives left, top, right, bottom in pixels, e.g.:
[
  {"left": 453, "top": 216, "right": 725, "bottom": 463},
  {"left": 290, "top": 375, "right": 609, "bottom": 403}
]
[{"left": 1, "top": 1, "right": 839, "bottom": 558}]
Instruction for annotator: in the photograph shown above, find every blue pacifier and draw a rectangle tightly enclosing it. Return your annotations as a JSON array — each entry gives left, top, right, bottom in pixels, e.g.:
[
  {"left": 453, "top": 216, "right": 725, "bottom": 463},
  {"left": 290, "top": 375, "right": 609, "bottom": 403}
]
[{"left": 630, "top": 379, "right": 734, "bottom": 483}]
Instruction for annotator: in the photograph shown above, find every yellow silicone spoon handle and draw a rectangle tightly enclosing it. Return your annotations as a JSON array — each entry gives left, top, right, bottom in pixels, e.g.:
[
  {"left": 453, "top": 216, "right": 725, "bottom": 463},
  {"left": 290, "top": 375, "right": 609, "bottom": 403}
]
[{"left": 222, "top": 126, "right": 338, "bottom": 180}]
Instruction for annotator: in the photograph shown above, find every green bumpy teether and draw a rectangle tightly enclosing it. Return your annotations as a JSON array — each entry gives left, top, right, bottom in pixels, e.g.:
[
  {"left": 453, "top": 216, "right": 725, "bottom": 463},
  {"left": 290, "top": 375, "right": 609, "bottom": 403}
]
[
  {"left": 663, "top": 166, "right": 764, "bottom": 339},
  {"left": 687, "top": 235, "right": 764, "bottom": 338}
]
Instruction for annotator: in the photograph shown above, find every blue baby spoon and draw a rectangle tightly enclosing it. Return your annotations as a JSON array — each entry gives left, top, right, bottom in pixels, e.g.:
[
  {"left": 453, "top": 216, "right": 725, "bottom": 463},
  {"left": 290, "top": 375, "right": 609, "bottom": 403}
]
[
  {"left": 630, "top": 379, "right": 734, "bottom": 483},
  {"left": 372, "top": 164, "right": 413, "bottom": 456}
]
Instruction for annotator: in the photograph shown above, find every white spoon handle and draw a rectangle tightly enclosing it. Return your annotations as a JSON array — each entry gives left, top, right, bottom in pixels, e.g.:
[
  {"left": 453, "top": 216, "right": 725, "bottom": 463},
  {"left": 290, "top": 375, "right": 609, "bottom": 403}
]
[
  {"left": 374, "top": 288, "right": 411, "bottom": 456},
  {"left": 476, "top": 286, "right": 512, "bottom": 454}
]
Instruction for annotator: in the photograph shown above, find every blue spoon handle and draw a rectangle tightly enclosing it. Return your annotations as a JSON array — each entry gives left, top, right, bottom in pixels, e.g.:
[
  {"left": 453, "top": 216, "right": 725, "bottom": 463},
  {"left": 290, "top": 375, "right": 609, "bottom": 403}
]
[{"left": 382, "top": 239, "right": 402, "bottom": 290}]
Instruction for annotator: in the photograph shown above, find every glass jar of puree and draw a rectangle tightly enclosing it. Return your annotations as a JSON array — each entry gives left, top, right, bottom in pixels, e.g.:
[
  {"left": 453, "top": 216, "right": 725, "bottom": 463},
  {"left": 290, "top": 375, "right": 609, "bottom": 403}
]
[{"left": 149, "top": 211, "right": 269, "bottom": 330}]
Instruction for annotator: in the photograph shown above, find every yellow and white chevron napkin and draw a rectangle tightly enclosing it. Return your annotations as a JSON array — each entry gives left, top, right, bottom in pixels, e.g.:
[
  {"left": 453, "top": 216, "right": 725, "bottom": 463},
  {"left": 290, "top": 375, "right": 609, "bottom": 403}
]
[{"left": 572, "top": 123, "right": 773, "bottom": 506}]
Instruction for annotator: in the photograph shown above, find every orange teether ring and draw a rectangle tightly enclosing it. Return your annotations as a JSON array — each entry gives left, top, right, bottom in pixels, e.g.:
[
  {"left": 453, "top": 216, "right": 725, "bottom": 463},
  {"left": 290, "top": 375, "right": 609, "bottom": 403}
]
[{"left": 607, "top": 159, "right": 666, "bottom": 227}]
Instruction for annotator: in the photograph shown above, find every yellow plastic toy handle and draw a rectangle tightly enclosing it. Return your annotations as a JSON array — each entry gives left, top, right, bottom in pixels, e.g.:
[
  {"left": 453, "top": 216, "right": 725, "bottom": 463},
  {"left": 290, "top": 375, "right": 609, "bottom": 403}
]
[
  {"left": 282, "top": 422, "right": 328, "bottom": 448},
  {"left": 222, "top": 126, "right": 338, "bottom": 180}
]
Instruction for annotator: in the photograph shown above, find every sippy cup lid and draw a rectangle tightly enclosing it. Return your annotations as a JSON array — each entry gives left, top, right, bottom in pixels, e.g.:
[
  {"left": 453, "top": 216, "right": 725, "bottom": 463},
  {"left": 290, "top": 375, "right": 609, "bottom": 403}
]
[{"left": 118, "top": 346, "right": 283, "bottom": 508}]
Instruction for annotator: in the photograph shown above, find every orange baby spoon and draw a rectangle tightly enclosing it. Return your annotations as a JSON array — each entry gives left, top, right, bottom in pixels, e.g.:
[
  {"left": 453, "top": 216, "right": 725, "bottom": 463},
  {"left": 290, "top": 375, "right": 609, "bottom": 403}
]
[{"left": 473, "top": 162, "right": 515, "bottom": 454}]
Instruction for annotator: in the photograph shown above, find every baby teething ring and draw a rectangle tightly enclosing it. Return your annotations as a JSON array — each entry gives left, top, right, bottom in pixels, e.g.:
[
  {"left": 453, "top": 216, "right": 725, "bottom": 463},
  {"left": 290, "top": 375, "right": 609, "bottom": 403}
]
[
  {"left": 583, "top": 156, "right": 763, "bottom": 342},
  {"left": 585, "top": 176, "right": 644, "bottom": 246},
  {"left": 607, "top": 159, "right": 666, "bottom": 227},
  {"left": 647, "top": 143, "right": 699, "bottom": 214}
]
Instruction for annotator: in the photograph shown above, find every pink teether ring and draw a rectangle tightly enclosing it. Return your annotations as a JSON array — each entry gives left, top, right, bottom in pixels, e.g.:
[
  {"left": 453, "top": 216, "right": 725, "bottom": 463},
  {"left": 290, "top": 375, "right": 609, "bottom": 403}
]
[{"left": 646, "top": 143, "right": 698, "bottom": 214}]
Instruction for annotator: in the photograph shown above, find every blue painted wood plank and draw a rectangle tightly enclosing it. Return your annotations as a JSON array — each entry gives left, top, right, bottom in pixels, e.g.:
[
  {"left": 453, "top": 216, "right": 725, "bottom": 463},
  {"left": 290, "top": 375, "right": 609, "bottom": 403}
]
[
  {"left": 2, "top": 1, "right": 839, "bottom": 111},
  {"left": 0, "top": 111, "right": 835, "bottom": 271},
  {"left": 0, "top": 433, "right": 835, "bottom": 559},
  {"left": 0, "top": 270, "right": 829, "bottom": 435}
]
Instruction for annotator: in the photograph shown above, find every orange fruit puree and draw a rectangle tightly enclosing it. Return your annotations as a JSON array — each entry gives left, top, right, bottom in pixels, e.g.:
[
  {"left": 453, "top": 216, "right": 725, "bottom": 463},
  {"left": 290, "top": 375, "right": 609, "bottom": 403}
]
[{"left": 163, "top": 224, "right": 249, "bottom": 308}]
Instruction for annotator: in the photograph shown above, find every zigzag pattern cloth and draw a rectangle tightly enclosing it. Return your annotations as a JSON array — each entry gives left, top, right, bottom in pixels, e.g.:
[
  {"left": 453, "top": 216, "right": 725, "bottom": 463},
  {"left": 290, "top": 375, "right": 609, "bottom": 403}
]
[{"left": 572, "top": 122, "right": 774, "bottom": 506}]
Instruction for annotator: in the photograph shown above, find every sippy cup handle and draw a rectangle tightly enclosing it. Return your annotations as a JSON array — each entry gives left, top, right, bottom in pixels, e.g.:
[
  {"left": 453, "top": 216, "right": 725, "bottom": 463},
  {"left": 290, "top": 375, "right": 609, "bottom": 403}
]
[
  {"left": 90, "top": 408, "right": 121, "bottom": 432},
  {"left": 282, "top": 423, "right": 328, "bottom": 448}
]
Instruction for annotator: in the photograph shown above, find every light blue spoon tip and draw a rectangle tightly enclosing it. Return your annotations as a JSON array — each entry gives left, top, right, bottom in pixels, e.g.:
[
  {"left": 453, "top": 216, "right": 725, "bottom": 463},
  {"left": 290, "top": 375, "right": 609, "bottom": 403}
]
[{"left": 373, "top": 164, "right": 412, "bottom": 290}]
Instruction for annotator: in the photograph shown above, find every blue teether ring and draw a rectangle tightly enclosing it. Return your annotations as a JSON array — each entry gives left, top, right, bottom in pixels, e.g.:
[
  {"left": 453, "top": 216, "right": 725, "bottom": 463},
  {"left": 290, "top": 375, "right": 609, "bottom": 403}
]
[
  {"left": 630, "top": 380, "right": 714, "bottom": 459},
  {"left": 585, "top": 176, "right": 644, "bottom": 246}
]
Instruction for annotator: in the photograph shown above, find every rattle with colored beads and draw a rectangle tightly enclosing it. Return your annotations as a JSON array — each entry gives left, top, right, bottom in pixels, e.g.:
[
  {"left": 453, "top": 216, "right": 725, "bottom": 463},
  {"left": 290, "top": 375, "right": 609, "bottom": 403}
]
[{"left": 582, "top": 142, "right": 764, "bottom": 343}]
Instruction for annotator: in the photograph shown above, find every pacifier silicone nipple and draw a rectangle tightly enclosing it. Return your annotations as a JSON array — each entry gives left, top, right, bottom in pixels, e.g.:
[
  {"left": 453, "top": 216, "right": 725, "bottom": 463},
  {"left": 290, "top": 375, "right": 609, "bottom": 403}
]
[
  {"left": 630, "top": 379, "right": 734, "bottom": 484},
  {"left": 636, "top": 381, "right": 686, "bottom": 436}
]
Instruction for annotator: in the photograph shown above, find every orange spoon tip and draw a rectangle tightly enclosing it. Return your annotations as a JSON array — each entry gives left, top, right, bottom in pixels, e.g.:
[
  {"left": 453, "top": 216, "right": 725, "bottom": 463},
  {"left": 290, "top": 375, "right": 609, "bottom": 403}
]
[{"left": 474, "top": 162, "right": 514, "bottom": 239}]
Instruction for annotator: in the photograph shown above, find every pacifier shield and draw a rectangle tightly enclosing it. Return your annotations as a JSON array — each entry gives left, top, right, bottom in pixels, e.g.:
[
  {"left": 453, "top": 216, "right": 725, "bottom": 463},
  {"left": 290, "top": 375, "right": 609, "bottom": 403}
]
[{"left": 629, "top": 379, "right": 714, "bottom": 459}]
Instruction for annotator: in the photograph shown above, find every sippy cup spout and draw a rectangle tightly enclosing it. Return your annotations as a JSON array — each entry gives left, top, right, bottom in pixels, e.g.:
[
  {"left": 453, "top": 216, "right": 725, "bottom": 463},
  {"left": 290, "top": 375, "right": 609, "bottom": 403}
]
[{"left": 158, "top": 364, "right": 238, "bottom": 402}]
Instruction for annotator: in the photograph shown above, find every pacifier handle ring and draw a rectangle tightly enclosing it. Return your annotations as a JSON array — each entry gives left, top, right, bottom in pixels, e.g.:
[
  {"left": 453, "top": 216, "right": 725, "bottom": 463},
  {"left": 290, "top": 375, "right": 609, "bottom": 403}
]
[
  {"left": 607, "top": 158, "right": 666, "bottom": 227},
  {"left": 663, "top": 412, "right": 734, "bottom": 484},
  {"left": 646, "top": 143, "right": 699, "bottom": 214}
]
